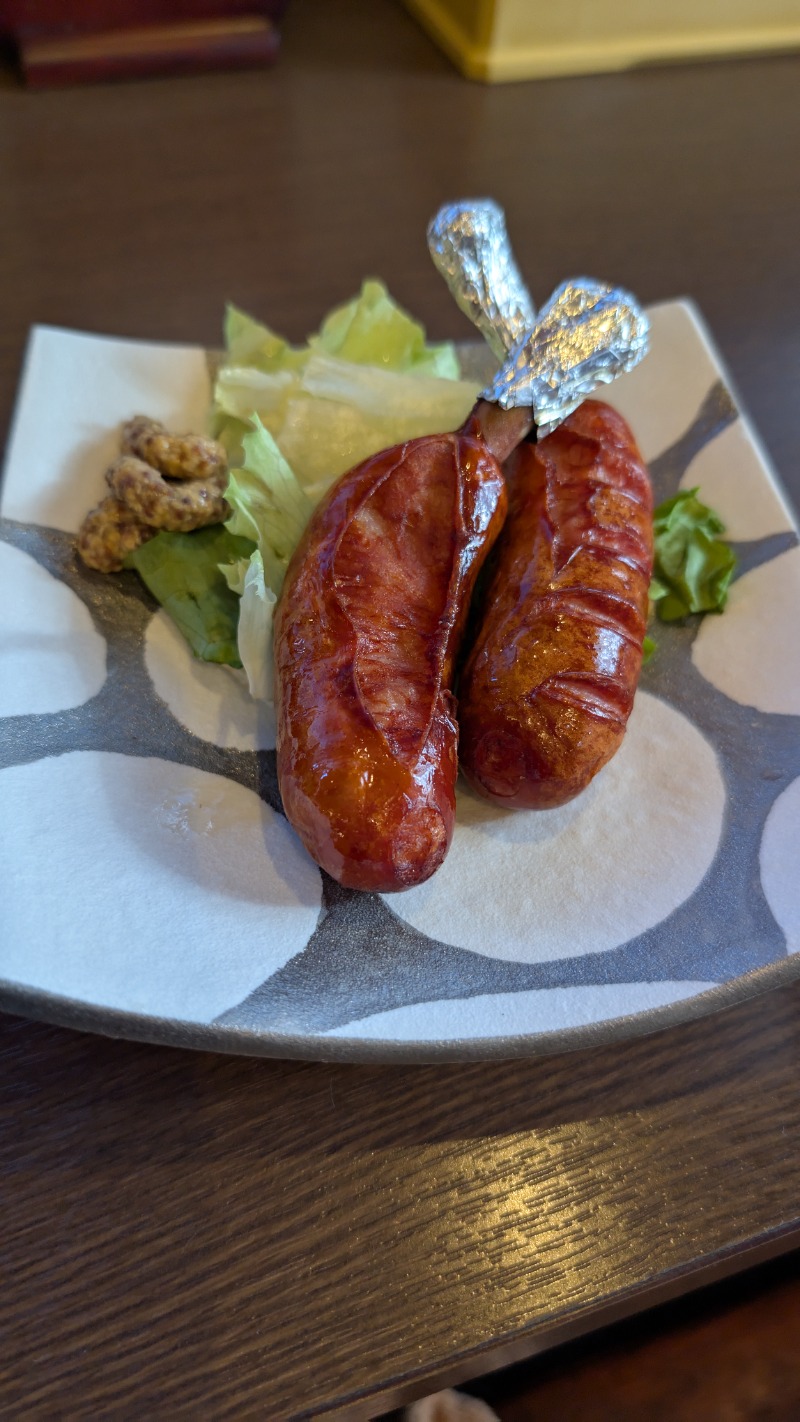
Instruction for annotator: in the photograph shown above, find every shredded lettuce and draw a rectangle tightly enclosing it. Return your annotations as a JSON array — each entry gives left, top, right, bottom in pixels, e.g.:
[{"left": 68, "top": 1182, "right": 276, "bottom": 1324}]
[
  {"left": 651, "top": 488, "right": 737, "bottom": 623},
  {"left": 223, "top": 418, "right": 313, "bottom": 591},
  {"left": 311, "top": 278, "right": 460, "bottom": 377},
  {"left": 275, "top": 372, "right": 480, "bottom": 493},
  {"left": 223, "top": 303, "right": 306, "bottom": 374},
  {"left": 211, "top": 279, "right": 479, "bottom": 484},
  {"left": 218, "top": 418, "right": 314, "bottom": 698},
  {"left": 235, "top": 551, "right": 277, "bottom": 703},
  {"left": 124, "top": 526, "right": 255, "bottom": 665}
]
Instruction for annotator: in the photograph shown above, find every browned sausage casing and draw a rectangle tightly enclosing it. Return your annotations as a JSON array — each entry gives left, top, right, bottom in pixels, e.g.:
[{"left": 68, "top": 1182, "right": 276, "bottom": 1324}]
[
  {"left": 458, "top": 400, "right": 654, "bottom": 809},
  {"left": 274, "top": 432, "right": 507, "bottom": 892}
]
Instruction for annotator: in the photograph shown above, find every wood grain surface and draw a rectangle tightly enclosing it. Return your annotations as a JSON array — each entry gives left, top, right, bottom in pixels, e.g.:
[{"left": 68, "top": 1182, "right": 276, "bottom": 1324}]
[{"left": 1, "top": 2, "right": 799, "bottom": 1417}]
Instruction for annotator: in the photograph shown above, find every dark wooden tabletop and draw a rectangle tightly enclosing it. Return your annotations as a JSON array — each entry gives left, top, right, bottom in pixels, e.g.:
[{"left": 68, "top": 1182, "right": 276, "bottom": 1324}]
[{"left": 2, "top": 3, "right": 799, "bottom": 1417}]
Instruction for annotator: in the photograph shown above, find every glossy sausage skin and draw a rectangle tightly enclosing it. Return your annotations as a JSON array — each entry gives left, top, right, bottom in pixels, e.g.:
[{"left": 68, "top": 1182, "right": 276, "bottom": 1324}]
[
  {"left": 274, "top": 432, "right": 507, "bottom": 891},
  {"left": 458, "top": 400, "right": 653, "bottom": 809}
]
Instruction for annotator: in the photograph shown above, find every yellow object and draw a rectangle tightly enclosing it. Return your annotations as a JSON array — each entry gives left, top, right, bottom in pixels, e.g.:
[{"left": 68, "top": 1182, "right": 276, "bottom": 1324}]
[{"left": 404, "top": 0, "right": 800, "bottom": 81}]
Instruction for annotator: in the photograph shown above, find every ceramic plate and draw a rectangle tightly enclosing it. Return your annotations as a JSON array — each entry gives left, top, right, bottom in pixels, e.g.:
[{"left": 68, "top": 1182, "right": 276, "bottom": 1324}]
[{"left": 1, "top": 301, "right": 799, "bottom": 1061}]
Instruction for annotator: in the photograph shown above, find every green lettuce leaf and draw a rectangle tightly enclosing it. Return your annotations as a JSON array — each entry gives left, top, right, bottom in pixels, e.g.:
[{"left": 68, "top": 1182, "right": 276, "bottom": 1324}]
[
  {"left": 219, "top": 555, "right": 250, "bottom": 597},
  {"left": 223, "top": 303, "right": 306, "bottom": 374},
  {"left": 223, "top": 416, "right": 313, "bottom": 595},
  {"left": 125, "top": 525, "right": 255, "bottom": 665},
  {"left": 650, "top": 488, "right": 737, "bottom": 623},
  {"left": 235, "top": 550, "right": 278, "bottom": 703},
  {"left": 219, "top": 418, "right": 314, "bottom": 699},
  {"left": 275, "top": 370, "right": 481, "bottom": 493},
  {"left": 211, "top": 280, "right": 479, "bottom": 488},
  {"left": 312, "top": 278, "right": 460, "bottom": 377}
]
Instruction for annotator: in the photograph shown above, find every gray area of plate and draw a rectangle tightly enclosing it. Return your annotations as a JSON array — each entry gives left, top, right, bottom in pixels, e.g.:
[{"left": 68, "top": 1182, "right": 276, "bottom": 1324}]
[
  {"left": 0, "top": 529, "right": 282, "bottom": 810},
  {"left": 1, "top": 375, "right": 799, "bottom": 1053}
]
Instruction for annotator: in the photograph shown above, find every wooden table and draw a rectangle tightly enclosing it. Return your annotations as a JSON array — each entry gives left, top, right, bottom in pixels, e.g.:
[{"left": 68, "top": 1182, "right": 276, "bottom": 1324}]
[{"left": 2, "top": 4, "right": 799, "bottom": 1417}]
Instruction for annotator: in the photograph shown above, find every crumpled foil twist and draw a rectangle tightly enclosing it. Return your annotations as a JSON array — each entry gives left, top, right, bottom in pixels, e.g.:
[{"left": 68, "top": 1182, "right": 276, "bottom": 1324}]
[
  {"left": 427, "top": 199, "right": 536, "bottom": 362},
  {"left": 427, "top": 200, "right": 650, "bottom": 438}
]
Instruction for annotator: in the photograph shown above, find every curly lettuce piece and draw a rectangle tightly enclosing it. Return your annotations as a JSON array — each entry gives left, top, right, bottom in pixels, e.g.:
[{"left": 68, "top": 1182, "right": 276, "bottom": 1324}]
[
  {"left": 311, "top": 278, "right": 460, "bottom": 377},
  {"left": 219, "top": 419, "right": 314, "bottom": 700},
  {"left": 235, "top": 551, "right": 277, "bottom": 703},
  {"left": 651, "top": 488, "right": 737, "bottom": 623},
  {"left": 223, "top": 304, "right": 306, "bottom": 373},
  {"left": 223, "top": 417, "right": 313, "bottom": 594}
]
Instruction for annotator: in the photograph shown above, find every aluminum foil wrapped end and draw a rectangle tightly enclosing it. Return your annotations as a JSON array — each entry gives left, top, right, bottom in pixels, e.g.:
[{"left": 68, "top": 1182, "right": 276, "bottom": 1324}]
[
  {"left": 427, "top": 199, "right": 536, "bottom": 363},
  {"left": 485, "top": 277, "right": 650, "bottom": 438}
]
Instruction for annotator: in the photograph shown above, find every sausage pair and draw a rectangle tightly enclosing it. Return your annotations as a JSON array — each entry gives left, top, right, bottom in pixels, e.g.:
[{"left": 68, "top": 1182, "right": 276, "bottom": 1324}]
[{"left": 275, "top": 400, "right": 653, "bottom": 891}]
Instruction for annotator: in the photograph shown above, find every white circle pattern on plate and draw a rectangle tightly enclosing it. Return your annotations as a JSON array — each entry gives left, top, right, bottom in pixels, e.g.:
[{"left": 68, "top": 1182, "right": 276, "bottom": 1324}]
[
  {"left": 692, "top": 547, "right": 800, "bottom": 716},
  {"left": 322, "top": 981, "right": 719, "bottom": 1042},
  {"left": 678, "top": 418, "right": 795, "bottom": 542},
  {"left": 384, "top": 693, "right": 726, "bottom": 964},
  {"left": 145, "top": 608, "right": 276, "bottom": 751},
  {"left": 0, "top": 541, "right": 106, "bottom": 716},
  {"left": 0, "top": 752, "right": 322, "bottom": 1023},
  {"left": 760, "top": 776, "right": 800, "bottom": 953}
]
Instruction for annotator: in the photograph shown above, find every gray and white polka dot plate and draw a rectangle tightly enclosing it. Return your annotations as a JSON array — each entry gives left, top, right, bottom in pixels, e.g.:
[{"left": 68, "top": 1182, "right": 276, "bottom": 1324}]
[{"left": 1, "top": 302, "right": 798, "bottom": 1061}]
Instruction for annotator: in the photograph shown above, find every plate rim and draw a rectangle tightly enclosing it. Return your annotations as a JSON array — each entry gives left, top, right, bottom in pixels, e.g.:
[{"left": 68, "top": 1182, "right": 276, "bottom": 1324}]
[{"left": 2, "top": 954, "right": 799, "bottom": 1063}]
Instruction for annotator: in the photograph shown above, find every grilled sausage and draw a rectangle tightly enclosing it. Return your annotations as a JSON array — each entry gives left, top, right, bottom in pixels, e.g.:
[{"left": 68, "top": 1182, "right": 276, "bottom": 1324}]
[
  {"left": 274, "top": 427, "right": 508, "bottom": 892},
  {"left": 458, "top": 399, "right": 654, "bottom": 809}
]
